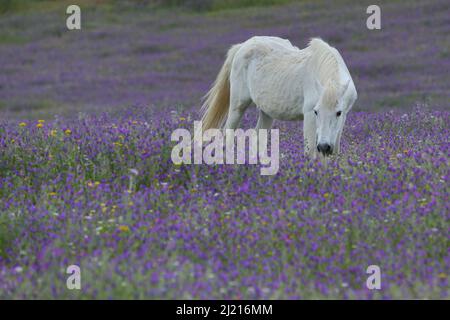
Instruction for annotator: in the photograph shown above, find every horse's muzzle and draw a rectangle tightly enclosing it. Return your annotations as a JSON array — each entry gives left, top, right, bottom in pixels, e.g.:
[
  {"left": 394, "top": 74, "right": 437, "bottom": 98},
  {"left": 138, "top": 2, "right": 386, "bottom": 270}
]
[{"left": 317, "top": 143, "right": 333, "bottom": 156}]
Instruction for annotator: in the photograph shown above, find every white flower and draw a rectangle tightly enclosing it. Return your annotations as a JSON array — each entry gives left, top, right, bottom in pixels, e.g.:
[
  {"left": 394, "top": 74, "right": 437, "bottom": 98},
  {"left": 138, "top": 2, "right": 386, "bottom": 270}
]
[
  {"left": 14, "top": 266, "right": 23, "bottom": 273},
  {"left": 129, "top": 168, "right": 139, "bottom": 176}
]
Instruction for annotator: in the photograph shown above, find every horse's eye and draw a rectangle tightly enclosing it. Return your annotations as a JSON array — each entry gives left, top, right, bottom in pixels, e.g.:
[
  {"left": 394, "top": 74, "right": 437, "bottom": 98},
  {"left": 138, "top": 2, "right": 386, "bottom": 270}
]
[
  {"left": 314, "top": 110, "right": 318, "bottom": 116},
  {"left": 336, "top": 111, "right": 342, "bottom": 117}
]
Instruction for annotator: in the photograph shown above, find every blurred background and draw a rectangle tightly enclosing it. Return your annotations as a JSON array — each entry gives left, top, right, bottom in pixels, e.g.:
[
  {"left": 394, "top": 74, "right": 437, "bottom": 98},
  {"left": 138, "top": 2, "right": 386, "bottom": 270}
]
[{"left": 0, "top": 0, "right": 448, "bottom": 119}]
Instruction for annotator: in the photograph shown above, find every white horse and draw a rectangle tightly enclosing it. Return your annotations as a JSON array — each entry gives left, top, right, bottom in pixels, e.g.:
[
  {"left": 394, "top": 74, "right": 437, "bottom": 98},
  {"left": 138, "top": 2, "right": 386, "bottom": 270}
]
[{"left": 200, "top": 36, "right": 357, "bottom": 158}]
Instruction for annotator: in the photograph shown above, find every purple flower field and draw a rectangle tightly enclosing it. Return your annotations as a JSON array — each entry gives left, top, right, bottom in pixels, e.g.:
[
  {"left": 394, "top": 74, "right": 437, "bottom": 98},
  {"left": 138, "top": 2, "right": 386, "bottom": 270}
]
[{"left": 0, "top": 0, "right": 449, "bottom": 299}]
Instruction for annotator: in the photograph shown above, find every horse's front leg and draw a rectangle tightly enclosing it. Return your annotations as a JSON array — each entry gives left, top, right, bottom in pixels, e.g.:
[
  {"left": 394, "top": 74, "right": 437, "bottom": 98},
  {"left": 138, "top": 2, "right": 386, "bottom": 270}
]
[
  {"left": 335, "top": 129, "right": 342, "bottom": 155},
  {"left": 303, "top": 110, "right": 317, "bottom": 159},
  {"left": 334, "top": 114, "right": 347, "bottom": 155}
]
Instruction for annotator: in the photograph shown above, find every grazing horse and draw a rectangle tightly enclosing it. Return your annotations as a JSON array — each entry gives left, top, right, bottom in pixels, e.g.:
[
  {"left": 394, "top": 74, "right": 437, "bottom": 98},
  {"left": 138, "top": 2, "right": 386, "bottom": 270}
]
[{"left": 200, "top": 36, "right": 357, "bottom": 158}]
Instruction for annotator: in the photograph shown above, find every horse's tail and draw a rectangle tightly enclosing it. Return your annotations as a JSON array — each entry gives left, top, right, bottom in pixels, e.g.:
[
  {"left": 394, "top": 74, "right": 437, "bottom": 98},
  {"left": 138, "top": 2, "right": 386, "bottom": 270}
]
[{"left": 200, "top": 44, "right": 241, "bottom": 131}]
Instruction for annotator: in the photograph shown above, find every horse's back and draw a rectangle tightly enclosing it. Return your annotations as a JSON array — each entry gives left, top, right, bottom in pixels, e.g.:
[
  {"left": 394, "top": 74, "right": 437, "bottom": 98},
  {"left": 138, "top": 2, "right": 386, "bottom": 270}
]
[
  {"left": 249, "top": 36, "right": 297, "bottom": 50},
  {"left": 231, "top": 36, "right": 303, "bottom": 81},
  {"left": 231, "top": 37, "right": 307, "bottom": 120},
  {"left": 239, "top": 36, "right": 300, "bottom": 57}
]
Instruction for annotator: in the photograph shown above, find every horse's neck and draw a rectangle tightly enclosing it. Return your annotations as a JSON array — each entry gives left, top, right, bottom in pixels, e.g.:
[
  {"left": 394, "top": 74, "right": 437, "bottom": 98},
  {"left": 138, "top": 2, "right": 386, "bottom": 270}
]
[
  {"left": 293, "top": 51, "right": 322, "bottom": 109},
  {"left": 302, "top": 73, "right": 322, "bottom": 111},
  {"left": 273, "top": 50, "right": 322, "bottom": 110},
  {"left": 281, "top": 50, "right": 311, "bottom": 84}
]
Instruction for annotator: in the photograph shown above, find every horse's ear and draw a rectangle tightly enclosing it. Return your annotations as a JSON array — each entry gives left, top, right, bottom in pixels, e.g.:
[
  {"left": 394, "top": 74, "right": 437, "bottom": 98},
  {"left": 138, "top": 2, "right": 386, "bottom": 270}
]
[{"left": 341, "top": 80, "right": 350, "bottom": 95}]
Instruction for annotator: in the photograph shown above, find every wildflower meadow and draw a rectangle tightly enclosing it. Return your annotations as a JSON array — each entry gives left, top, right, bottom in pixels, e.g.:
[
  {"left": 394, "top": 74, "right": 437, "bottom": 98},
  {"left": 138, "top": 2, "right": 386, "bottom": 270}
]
[{"left": 0, "top": 0, "right": 448, "bottom": 299}]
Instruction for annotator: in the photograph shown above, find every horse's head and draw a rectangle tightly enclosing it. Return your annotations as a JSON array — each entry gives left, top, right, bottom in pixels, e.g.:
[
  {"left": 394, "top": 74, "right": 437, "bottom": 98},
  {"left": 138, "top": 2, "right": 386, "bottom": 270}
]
[{"left": 313, "top": 80, "right": 354, "bottom": 156}]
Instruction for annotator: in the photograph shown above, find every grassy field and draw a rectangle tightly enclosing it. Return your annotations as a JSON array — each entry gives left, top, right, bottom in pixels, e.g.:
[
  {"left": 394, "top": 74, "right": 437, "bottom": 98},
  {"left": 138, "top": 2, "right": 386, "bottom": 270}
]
[
  {"left": 0, "top": 0, "right": 297, "bottom": 14},
  {"left": 0, "top": 0, "right": 448, "bottom": 118},
  {"left": 0, "top": 0, "right": 448, "bottom": 299}
]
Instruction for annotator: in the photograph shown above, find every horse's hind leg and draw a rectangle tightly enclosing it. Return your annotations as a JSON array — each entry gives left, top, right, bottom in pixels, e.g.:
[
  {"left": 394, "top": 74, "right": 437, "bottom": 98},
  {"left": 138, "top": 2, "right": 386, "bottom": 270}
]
[
  {"left": 223, "top": 80, "right": 251, "bottom": 130},
  {"left": 223, "top": 81, "right": 251, "bottom": 161},
  {"left": 255, "top": 110, "right": 273, "bottom": 130},
  {"left": 255, "top": 110, "right": 273, "bottom": 158},
  {"left": 224, "top": 105, "right": 247, "bottom": 130}
]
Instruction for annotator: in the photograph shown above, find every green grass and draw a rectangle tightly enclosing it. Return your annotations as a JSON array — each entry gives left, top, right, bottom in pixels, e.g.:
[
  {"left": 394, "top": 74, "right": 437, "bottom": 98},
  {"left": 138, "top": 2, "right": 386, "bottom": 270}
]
[
  {"left": 158, "top": 0, "right": 296, "bottom": 11},
  {"left": 0, "top": 211, "right": 23, "bottom": 260},
  {"left": 0, "top": 0, "right": 299, "bottom": 15},
  {"left": 0, "top": 33, "right": 29, "bottom": 44},
  {"left": 0, "top": 0, "right": 108, "bottom": 15}
]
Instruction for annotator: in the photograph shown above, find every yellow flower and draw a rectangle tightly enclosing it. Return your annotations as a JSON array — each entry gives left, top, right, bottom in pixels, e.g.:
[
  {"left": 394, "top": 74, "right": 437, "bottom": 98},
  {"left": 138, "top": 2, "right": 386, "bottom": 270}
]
[
  {"left": 132, "top": 120, "right": 138, "bottom": 125},
  {"left": 113, "top": 141, "right": 123, "bottom": 147},
  {"left": 38, "top": 120, "right": 45, "bottom": 123},
  {"left": 36, "top": 123, "right": 44, "bottom": 128},
  {"left": 179, "top": 117, "right": 186, "bottom": 121},
  {"left": 64, "top": 129, "right": 72, "bottom": 135},
  {"left": 50, "top": 129, "right": 57, "bottom": 137},
  {"left": 323, "top": 192, "right": 330, "bottom": 199},
  {"left": 48, "top": 192, "right": 57, "bottom": 197},
  {"left": 118, "top": 225, "right": 130, "bottom": 232},
  {"left": 438, "top": 273, "right": 447, "bottom": 279},
  {"left": 19, "top": 122, "right": 27, "bottom": 127},
  {"left": 87, "top": 181, "right": 100, "bottom": 188},
  {"left": 10, "top": 139, "right": 15, "bottom": 144}
]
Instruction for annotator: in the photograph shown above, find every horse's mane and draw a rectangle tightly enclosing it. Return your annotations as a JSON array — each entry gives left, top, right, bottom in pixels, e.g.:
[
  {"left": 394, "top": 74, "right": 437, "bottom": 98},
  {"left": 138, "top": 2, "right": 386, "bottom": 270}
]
[{"left": 307, "top": 38, "right": 341, "bottom": 107}]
